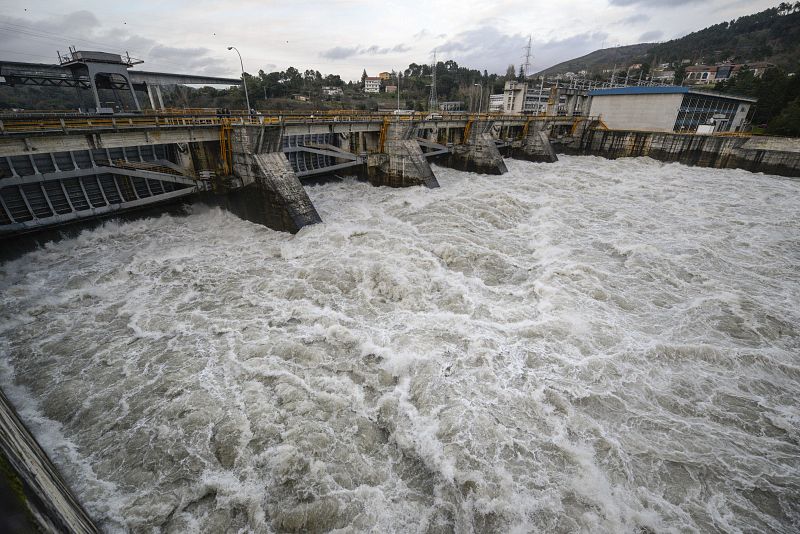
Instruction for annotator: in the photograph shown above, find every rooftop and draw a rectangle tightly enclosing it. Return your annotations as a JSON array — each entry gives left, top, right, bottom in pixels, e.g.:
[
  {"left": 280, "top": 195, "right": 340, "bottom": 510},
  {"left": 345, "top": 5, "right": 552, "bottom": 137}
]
[{"left": 588, "top": 86, "right": 757, "bottom": 102}]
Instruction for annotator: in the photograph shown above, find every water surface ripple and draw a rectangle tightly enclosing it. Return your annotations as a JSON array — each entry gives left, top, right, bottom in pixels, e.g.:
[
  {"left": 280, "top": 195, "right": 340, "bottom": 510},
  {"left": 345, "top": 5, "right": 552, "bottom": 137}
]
[{"left": 1, "top": 156, "right": 798, "bottom": 533}]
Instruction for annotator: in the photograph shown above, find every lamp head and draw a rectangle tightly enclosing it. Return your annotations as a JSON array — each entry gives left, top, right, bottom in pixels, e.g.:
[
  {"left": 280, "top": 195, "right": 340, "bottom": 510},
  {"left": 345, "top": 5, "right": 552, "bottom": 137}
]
[{"left": 227, "top": 46, "right": 233, "bottom": 50}]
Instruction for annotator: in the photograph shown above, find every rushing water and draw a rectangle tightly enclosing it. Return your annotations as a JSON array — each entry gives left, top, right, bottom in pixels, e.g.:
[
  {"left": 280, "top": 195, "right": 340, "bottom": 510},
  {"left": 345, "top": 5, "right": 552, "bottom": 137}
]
[{"left": 1, "top": 156, "right": 799, "bottom": 533}]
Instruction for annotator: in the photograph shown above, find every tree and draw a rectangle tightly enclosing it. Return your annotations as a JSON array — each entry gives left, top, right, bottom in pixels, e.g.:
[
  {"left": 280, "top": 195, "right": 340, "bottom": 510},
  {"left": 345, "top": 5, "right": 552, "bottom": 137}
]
[
  {"left": 517, "top": 64, "right": 526, "bottom": 81},
  {"left": 361, "top": 69, "right": 367, "bottom": 84},
  {"left": 506, "top": 64, "right": 516, "bottom": 78},
  {"left": 673, "top": 64, "right": 686, "bottom": 85}
]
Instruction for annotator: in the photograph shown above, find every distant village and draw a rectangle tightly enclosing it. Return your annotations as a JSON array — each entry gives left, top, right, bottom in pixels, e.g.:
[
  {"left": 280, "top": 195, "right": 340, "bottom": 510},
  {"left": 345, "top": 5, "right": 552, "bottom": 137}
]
[{"left": 353, "top": 58, "right": 777, "bottom": 118}]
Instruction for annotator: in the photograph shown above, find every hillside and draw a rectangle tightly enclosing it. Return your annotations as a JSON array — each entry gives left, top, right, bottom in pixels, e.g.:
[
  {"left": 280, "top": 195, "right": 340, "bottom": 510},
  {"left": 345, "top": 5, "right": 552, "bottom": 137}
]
[
  {"left": 536, "top": 5, "right": 800, "bottom": 77},
  {"left": 535, "top": 43, "right": 654, "bottom": 77},
  {"left": 649, "top": 6, "right": 800, "bottom": 68}
]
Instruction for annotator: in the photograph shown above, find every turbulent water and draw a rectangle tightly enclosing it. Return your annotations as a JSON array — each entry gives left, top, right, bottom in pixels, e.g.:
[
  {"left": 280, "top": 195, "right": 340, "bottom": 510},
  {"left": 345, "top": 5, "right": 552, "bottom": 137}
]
[{"left": 1, "top": 156, "right": 799, "bottom": 533}]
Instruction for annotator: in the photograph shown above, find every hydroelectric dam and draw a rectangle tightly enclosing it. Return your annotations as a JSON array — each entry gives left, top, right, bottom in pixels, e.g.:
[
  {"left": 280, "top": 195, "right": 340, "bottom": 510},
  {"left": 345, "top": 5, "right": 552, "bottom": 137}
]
[
  {"left": 0, "top": 109, "right": 569, "bottom": 237},
  {"left": 3, "top": 109, "right": 800, "bottom": 239}
]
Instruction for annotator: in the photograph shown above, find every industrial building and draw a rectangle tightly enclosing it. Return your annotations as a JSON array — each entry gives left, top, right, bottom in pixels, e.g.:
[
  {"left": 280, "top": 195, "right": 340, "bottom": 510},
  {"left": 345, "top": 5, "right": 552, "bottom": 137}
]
[
  {"left": 501, "top": 78, "right": 619, "bottom": 116},
  {"left": 587, "top": 86, "right": 756, "bottom": 133},
  {"left": 488, "top": 94, "right": 504, "bottom": 112}
]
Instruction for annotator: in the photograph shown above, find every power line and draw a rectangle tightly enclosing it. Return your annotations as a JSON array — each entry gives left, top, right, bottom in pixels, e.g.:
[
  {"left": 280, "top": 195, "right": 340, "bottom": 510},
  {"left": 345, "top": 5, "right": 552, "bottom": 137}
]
[
  {"left": 0, "top": 21, "right": 131, "bottom": 53},
  {"left": 0, "top": 19, "right": 216, "bottom": 73},
  {"left": 0, "top": 48, "right": 61, "bottom": 61}
]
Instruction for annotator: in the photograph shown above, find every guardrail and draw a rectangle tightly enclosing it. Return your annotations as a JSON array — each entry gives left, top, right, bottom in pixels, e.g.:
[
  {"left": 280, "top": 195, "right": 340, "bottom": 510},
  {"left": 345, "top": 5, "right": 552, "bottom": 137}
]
[{"left": 0, "top": 110, "right": 591, "bottom": 135}]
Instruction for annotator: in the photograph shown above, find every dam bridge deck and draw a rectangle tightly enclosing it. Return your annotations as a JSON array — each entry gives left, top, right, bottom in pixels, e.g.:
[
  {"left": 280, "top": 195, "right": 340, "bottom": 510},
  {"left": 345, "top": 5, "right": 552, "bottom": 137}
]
[{"left": 0, "top": 110, "right": 589, "bottom": 237}]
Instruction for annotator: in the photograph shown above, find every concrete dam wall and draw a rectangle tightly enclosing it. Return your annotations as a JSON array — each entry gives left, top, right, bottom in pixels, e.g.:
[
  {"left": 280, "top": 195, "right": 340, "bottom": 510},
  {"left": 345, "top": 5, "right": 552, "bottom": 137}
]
[
  {"left": 565, "top": 129, "right": 800, "bottom": 178},
  {"left": 0, "top": 389, "right": 96, "bottom": 533}
]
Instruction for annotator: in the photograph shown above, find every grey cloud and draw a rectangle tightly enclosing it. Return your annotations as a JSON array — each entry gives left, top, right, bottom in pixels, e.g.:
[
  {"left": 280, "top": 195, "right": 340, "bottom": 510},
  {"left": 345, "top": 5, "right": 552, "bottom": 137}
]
[
  {"left": 0, "top": 11, "right": 229, "bottom": 76},
  {"left": 609, "top": 0, "right": 698, "bottom": 5},
  {"left": 616, "top": 13, "right": 650, "bottom": 24},
  {"left": 320, "top": 46, "right": 361, "bottom": 60},
  {"left": 638, "top": 30, "right": 664, "bottom": 41},
  {"left": 434, "top": 26, "right": 608, "bottom": 74},
  {"left": 320, "top": 43, "right": 410, "bottom": 60}
]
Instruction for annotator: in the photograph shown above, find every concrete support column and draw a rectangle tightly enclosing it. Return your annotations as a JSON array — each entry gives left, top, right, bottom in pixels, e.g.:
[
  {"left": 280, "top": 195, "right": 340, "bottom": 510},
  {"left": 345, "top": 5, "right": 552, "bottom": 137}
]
[
  {"left": 230, "top": 152, "right": 322, "bottom": 232},
  {"left": 509, "top": 123, "right": 558, "bottom": 163},
  {"left": 441, "top": 121, "right": 507, "bottom": 175},
  {"left": 582, "top": 96, "right": 593, "bottom": 117},
  {"left": 154, "top": 85, "right": 165, "bottom": 110},
  {"left": 367, "top": 123, "right": 439, "bottom": 188},
  {"left": 123, "top": 74, "right": 141, "bottom": 112},
  {"left": 566, "top": 94, "right": 578, "bottom": 116},
  {"left": 545, "top": 88, "right": 559, "bottom": 116},
  {"left": 221, "top": 125, "right": 322, "bottom": 233},
  {"left": 368, "top": 139, "right": 439, "bottom": 188},
  {"left": 88, "top": 74, "right": 102, "bottom": 112},
  {"left": 146, "top": 83, "right": 156, "bottom": 110}
]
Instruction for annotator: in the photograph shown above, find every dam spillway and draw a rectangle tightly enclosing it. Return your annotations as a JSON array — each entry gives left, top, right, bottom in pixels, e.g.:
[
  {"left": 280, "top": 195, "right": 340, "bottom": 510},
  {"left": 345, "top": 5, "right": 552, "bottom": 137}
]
[{"left": 1, "top": 156, "right": 798, "bottom": 532}]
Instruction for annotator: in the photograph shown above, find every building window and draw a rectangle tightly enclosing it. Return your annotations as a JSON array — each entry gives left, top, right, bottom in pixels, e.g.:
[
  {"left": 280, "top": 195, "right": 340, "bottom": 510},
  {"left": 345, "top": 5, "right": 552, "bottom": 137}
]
[{"left": 674, "top": 94, "right": 742, "bottom": 132}]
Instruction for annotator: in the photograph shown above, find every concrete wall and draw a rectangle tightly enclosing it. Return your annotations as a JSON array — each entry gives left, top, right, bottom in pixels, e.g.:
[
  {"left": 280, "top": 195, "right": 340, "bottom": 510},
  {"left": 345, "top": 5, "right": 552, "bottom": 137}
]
[
  {"left": 567, "top": 129, "right": 800, "bottom": 178},
  {"left": 589, "top": 94, "right": 683, "bottom": 132},
  {"left": 1, "top": 389, "right": 97, "bottom": 533}
]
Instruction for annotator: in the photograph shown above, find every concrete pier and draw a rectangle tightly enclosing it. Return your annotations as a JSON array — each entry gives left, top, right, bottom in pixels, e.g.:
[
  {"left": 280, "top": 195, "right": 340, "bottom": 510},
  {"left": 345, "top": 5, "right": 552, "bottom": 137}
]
[
  {"left": 368, "top": 130, "right": 440, "bottom": 188},
  {"left": 227, "top": 126, "right": 322, "bottom": 232},
  {"left": 510, "top": 124, "right": 558, "bottom": 163},
  {"left": 443, "top": 121, "right": 508, "bottom": 175}
]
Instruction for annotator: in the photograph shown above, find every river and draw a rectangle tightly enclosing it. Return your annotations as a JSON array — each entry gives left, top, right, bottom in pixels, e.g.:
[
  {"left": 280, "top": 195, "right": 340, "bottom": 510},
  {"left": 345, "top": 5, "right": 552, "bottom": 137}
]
[{"left": 1, "top": 156, "right": 798, "bottom": 533}]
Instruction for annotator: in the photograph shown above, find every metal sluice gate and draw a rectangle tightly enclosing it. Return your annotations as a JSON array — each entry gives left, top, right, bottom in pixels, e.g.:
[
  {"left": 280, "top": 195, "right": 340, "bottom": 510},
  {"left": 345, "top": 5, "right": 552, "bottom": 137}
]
[{"left": 0, "top": 145, "right": 199, "bottom": 236}]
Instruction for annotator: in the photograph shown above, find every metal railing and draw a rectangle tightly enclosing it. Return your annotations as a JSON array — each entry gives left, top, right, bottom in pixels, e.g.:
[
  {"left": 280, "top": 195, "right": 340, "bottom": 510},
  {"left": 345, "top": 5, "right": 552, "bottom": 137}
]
[{"left": 0, "top": 110, "right": 590, "bottom": 135}]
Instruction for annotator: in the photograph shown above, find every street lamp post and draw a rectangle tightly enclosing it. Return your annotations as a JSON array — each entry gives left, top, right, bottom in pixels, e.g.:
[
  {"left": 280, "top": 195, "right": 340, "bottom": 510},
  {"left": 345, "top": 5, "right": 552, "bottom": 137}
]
[
  {"left": 397, "top": 71, "right": 401, "bottom": 111},
  {"left": 473, "top": 83, "right": 483, "bottom": 115},
  {"left": 227, "top": 46, "right": 251, "bottom": 113}
]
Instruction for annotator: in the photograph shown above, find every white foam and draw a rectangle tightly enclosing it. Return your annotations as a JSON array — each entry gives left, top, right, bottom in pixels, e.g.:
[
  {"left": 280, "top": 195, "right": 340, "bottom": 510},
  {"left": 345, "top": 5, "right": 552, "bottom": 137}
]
[{"left": 1, "top": 156, "right": 799, "bottom": 532}]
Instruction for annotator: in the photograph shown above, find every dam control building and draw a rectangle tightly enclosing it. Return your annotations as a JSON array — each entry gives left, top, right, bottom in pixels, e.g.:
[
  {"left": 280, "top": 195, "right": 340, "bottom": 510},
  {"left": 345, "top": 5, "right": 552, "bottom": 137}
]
[{"left": 587, "top": 86, "right": 756, "bottom": 133}]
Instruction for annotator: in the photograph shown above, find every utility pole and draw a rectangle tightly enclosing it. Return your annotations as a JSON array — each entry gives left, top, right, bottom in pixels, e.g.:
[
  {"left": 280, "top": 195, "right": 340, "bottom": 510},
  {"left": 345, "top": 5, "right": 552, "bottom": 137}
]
[
  {"left": 522, "top": 35, "right": 533, "bottom": 80},
  {"left": 397, "top": 71, "right": 401, "bottom": 110},
  {"left": 429, "top": 50, "right": 438, "bottom": 112},
  {"left": 473, "top": 83, "right": 483, "bottom": 115}
]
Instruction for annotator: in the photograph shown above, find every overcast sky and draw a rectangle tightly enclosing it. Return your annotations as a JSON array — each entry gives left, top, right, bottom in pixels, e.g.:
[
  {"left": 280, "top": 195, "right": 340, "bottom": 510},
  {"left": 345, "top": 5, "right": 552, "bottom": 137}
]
[{"left": 0, "top": 0, "right": 777, "bottom": 81}]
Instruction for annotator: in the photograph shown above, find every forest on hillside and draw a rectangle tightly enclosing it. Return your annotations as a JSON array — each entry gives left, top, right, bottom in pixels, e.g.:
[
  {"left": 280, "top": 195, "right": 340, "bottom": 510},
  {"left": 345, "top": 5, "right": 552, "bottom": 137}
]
[{"left": 648, "top": 3, "right": 800, "bottom": 68}]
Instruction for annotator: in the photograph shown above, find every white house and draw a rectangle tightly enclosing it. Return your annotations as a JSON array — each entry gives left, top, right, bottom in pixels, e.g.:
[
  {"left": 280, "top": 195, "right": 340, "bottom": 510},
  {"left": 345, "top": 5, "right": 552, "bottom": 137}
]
[{"left": 364, "top": 77, "right": 381, "bottom": 93}]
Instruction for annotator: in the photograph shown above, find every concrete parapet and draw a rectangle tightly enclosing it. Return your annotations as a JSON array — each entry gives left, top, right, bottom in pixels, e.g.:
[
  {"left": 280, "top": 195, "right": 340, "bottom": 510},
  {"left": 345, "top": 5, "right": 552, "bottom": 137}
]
[
  {"left": 368, "top": 139, "right": 440, "bottom": 188},
  {"left": 0, "top": 388, "right": 97, "bottom": 533},
  {"left": 444, "top": 132, "right": 508, "bottom": 175}
]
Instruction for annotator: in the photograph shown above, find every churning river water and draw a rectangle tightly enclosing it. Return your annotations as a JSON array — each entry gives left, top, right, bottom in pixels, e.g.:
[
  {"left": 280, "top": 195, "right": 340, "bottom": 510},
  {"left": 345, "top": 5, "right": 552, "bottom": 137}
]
[{"left": 1, "top": 156, "right": 799, "bottom": 533}]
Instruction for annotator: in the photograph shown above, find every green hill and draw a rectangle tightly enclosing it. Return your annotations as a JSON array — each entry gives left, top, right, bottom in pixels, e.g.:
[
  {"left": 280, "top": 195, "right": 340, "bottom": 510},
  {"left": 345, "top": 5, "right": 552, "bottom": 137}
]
[
  {"left": 648, "top": 5, "right": 800, "bottom": 69},
  {"left": 535, "top": 43, "right": 654, "bottom": 77},
  {"left": 537, "top": 4, "right": 800, "bottom": 77}
]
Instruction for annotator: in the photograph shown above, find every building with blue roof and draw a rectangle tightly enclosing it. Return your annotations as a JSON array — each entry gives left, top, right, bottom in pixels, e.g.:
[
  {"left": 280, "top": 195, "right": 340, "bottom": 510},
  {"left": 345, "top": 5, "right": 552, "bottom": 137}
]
[{"left": 587, "top": 86, "right": 756, "bottom": 133}]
